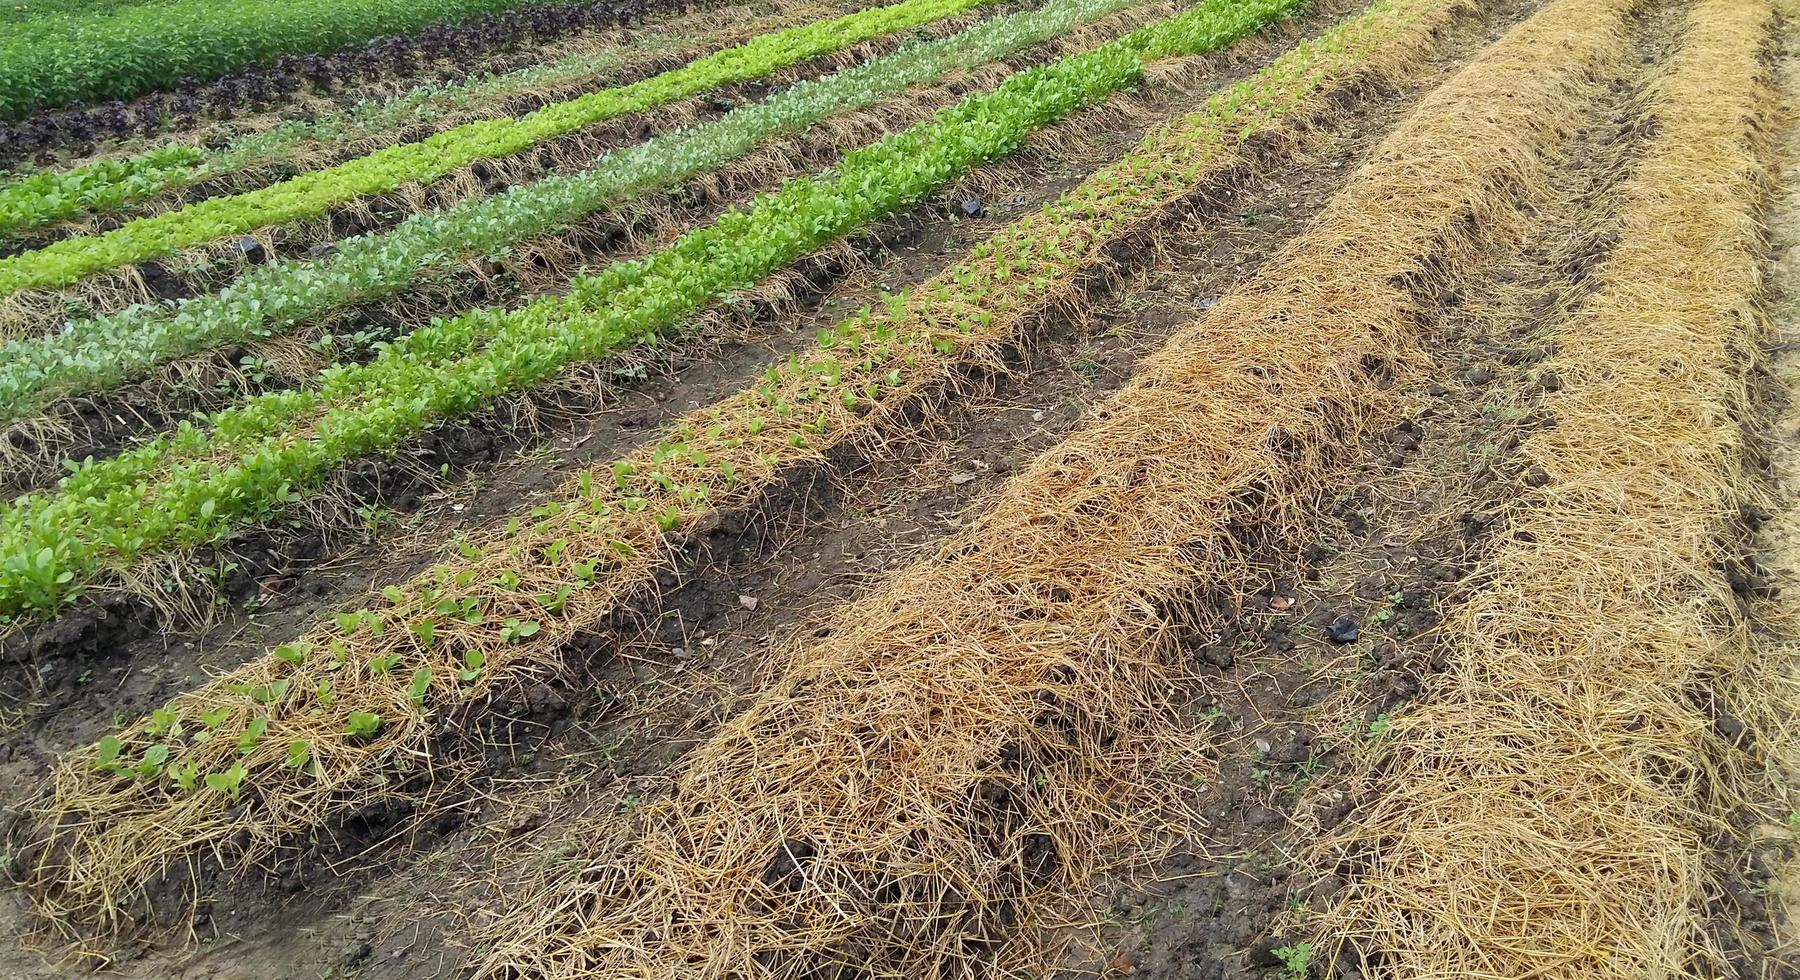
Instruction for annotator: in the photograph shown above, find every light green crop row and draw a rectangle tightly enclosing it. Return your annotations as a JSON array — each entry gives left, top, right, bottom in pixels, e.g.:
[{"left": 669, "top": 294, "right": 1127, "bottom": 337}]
[
  {"left": 20, "top": 0, "right": 1443, "bottom": 931},
  {"left": 0, "top": 0, "right": 1155, "bottom": 419},
  {"left": 0, "top": 147, "right": 203, "bottom": 236},
  {"left": 0, "top": 0, "right": 998, "bottom": 297},
  {"left": 0, "top": 0, "right": 1305, "bottom": 620}
]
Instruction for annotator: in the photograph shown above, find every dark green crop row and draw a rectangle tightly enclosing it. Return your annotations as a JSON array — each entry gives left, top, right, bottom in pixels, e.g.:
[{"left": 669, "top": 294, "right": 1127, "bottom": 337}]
[{"left": 0, "top": 0, "right": 556, "bottom": 118}]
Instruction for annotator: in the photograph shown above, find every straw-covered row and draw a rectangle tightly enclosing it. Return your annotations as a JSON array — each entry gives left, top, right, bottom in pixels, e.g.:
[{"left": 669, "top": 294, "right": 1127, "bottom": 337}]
[
  {"left": 1315, "top": 0, "right": 1781, "bottom": 976},
  {"left": 16, "top": 0, "right": 1453, "bottom": 937},
  {"left": 466, "top": 0, "right": 1640, "bottom": 972},
  {"left": 0, "top": 0, "right": 1309, "bottom": 624}
]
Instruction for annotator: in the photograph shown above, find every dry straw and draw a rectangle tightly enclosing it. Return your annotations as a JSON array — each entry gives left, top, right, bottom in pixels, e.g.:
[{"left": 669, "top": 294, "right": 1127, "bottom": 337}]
[
  {"left": 1315, "top": 0, "right": 1781, "bottom": 975},
  {"left": 466, "top": 0, "right": 1635, "bottom": 973},
  {"left": 19, "top": 0, "right": 1461, "bottom": 943}
]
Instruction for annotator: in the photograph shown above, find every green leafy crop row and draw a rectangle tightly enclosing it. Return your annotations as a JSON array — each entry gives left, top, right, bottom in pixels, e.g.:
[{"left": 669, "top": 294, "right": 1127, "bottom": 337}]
[
  {"left": 0, "top": 4, "right": 762, "bottom": 236},
  {"left": 0, "top": 0, "right": 543, "bottom": 118},
  {"left": 0, "top": 0, "right": 998, "bottom": 296},
  {"left": 21, "top": 0, "right": 1446, "bottom": 928},
  {"left": 0, "top": 0, "right": 1154, "bottom": 418},
  {"left": 0, "top": 0, "right": 1307, "bottom": 622}
]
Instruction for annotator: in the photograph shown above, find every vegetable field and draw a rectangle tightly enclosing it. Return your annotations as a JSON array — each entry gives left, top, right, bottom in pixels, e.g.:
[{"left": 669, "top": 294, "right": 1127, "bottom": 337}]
[{"left": 0, "top": 0, "right": 1796, "bottom": 976}]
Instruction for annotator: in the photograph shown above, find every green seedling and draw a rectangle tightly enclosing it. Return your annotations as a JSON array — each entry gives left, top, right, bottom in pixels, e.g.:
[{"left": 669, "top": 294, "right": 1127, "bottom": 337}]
[
  {"left": 148, "top": 707, "right": 184, "bottom": 739},
  {"left": 171, "top": 760, "right": 200, "bottom": 793},
  {"left": 407, "top": 667, "right": 432, "bottom": 707},
  {"left": 273, "top": 642, "right": 308, "bottom": 666},
  {"left": 205, "top": 762, "right": 248, "bottom": 801},
  {"left": 285, "top": 739, "right": 312, "bottom": 771},
  {"left": 136, "top": 744, "right": 170, "bottom": 780},
  {"left": 238, "top": 717, "right": 269, "bottom": 755},
  {"left": 1274, "top": 942, "right": 1312, "bottom": 980},
  {"left": 343, "top": 711, "right": 382, "bottom": 739},
  {"left": 93, "top": 735, "right": 123, "bottom": 774}
]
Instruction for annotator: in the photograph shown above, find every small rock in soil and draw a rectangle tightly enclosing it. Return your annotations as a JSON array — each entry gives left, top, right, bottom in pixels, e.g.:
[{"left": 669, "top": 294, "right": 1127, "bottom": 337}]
[
  {"left": 1712, "top": 709, "right": 1747, "bottom": 745},
  {"left": 1246, "top": 805, "right": 1282, "bottom": 830},
  {"left": 1462, "top": 364, "right": 1495, "bottom": 385},
  {"left": 1326, "top": 617, "right": 1359, "bottom": 644},
  {"left": 1317, "top": 796, "right": 1353, "bottom": 830},
  {"left": 960, "top": 196, "right": 986, "bottom": 218}
]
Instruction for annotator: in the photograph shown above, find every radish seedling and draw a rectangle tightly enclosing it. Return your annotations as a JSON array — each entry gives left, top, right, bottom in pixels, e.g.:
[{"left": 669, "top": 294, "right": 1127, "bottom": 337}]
[
  {"left": 238, "top": 718, "right": 269, "bottom": 754},
  {"left": 408, "top": 668, "right": 432, "bottom": 707},
  {"left": 136, "top": 745, "right": 170, "bottom": 780},
  {"left": 285, "top": 740, "right": 312, "bottom": 770},
  {"left": 171, "top": 760, "right": 199, "bottom": 793},
  {"left": 205, "top": 762, "right": 248, "bottom": 801},
  {"left": 93, "top": 735, "right": 123, "bottom": 774},
  {"left": 343, "top": 711, "right": 381, "bottom": 738}
]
